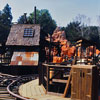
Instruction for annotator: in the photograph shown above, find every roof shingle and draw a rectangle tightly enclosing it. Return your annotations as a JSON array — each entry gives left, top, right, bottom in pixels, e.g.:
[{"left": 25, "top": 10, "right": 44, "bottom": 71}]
[{"left": 6, "top": 24, "right": 40, "bottom": 46}]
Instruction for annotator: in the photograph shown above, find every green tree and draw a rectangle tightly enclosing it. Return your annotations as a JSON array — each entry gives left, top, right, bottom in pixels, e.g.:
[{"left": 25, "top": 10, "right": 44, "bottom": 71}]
[
  {"left": 1, "top": 4, "right": 12, "bottom": 26},
  {"left": 18, "top": 15, "right": 25, "bottom": 24},
  {"left": 18, "top": 9, "right": 57, "bottom": 36},
  {"left": 89, "top": 26, "right": 99, "bottom": 47},
  {"left": 28, "top": 9, "right": 40, "bottom": 24},
  {"left": 0, "top": 4, "right": 13, "bottom": 43},
  {"left": 64, "top": 20, "right": 100, "bottom": 49},
  {"left": 65, "top": 21, "right": 81, "bottom": 42}
]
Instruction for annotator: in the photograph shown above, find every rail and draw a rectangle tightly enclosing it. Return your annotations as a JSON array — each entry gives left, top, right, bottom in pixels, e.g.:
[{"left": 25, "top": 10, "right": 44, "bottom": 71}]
[{"left": 7, "top": 76, "right": 34, "bottom": 100}]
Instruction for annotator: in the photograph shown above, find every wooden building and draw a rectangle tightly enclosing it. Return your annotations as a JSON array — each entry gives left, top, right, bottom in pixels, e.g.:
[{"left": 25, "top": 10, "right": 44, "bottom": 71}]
[{"left": 5, "top": 24, "right": 41, "bottom": 75}]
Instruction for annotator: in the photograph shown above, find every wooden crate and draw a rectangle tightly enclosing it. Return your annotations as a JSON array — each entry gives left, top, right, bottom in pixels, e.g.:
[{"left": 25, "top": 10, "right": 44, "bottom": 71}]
[{"left": 71, "top": 65, "right": 98, "bottom": 100}]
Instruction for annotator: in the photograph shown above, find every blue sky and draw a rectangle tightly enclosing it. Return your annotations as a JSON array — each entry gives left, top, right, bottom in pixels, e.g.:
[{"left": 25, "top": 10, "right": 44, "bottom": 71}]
[{"left": 0, "top": 0, "right": 100, "bottom": 27}]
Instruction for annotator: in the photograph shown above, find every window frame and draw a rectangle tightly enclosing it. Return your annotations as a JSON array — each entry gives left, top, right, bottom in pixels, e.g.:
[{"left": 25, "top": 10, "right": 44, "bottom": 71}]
[{"left": 23, "top": 28, "right": 35, "bottom": 37}]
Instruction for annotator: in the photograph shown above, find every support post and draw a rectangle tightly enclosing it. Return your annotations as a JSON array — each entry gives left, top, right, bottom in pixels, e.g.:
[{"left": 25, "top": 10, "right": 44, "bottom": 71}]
[
  {"left": 63, "top": 70, "right": 72, "bottom": 97},
  {"left": 34, "top": 6, "right": 36, "bottom": 24},
  {"left": 49, "top": 34, "right": 52, "bottom": 62},
  {"left": 39, "top": 62, "right": 42, "bottom": 85},
  {"left": 47, "top": 65, "right": 50, "bottom": 92}
]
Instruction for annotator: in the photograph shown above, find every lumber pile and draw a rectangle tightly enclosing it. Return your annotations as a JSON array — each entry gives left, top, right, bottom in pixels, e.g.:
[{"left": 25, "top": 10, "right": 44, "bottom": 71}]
[{"left": 45, "top": 27, "right": 76, "bottom": 63}]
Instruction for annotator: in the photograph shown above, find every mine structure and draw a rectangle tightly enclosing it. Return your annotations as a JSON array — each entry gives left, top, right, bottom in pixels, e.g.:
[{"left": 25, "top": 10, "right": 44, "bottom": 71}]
[
  {"left": 38, "top": 27, "right": 100, "bottom": 100},
  {"left": 0, "top": 7, "right": 45, "bottom": 75},
  {"left": 0, "top": 24, "right": 100, "bottom": 100},
  {"left": 0, "top": 7, "right": 100, "bottom": 100}
]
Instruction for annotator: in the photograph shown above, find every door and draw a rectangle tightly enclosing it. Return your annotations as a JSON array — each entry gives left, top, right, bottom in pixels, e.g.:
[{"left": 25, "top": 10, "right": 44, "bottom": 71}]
[
  {"left": 81, "top": 68, "right": 92, "bottom": 100},
  {"left": 72, "top": 67, "right": 92, "bottom": 100},
  {"left": 71, "top": 68, "right": 82, "bottom": 99}
]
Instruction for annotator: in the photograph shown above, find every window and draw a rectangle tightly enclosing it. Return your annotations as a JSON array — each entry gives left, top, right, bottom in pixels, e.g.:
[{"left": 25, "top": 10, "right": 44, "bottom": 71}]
[{"left": 24, "top": 28, "right": 35, "bottom": 37}]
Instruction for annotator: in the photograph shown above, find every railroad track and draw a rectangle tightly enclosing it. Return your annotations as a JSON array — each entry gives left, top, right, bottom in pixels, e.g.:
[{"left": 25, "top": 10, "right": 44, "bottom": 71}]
[
  {"left": 0, "top": 73, "right": 17, "bottom": 100},
  {"left": 0, "top": 86, "right": 16, "bottom": 100},
  {"left": 0, "top": 73, "right": 38, "bottom": 100}
]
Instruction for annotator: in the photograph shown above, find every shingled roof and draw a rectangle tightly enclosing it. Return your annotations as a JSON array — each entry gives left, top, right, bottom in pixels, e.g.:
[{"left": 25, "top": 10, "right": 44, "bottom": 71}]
[{"left": 6, "top": 24, "right": 40, "bottom": 46}]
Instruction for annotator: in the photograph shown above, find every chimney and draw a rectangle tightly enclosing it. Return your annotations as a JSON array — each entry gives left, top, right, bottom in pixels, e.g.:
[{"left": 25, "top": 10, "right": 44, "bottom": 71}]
[
  {"left": 34, "top": 6, "right": 36, "bottom": 24},
  {"left": 24, "top": 13, "right": 27, "bottom": 24}
]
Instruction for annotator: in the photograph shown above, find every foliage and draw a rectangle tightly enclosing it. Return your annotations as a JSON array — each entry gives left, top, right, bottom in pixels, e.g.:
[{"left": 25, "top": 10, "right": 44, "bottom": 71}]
[
  {"left": 64, "top": 21, "right": 81, "bottom": 42},
  {"left": 18, "top": 15, "right": 25, "bottom": 24},
  {"left": 61, "top": 20, "right": 100, "bottom": 49},
  {"left": 89, "top": 26, "right": 99, "bottom": 48},
  {"left": 0, "top": 4, "right": 13, "bottom": 43},
  {"left": 18, "top": 9, "right": 57, "bottom": 37},
  {"left": 17, "top": 9, "right": 100, "bottom": 49}
]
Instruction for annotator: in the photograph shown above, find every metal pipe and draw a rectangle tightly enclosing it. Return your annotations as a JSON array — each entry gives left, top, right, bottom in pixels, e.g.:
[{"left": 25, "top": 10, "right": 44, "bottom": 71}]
[{"left": 34, "top": 6, "right": 36, "bottom": 24}]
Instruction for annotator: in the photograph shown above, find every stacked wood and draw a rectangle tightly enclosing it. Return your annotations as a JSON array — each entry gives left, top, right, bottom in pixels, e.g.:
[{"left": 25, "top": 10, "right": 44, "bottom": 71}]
[
  {"left": 86, "top": 46, "right": 96, "bottom": 57},
  {"left": 46, "top": 27, "right": 76, "bottom": 63},
  {"left": 89, "top": 46, "right": 94, "bottom": 56},
  {"left": 52, "top": 28, "right": 68, "bottom": 63},
  {"left": 67, "top": 46, "right": 76, "bottom": 58},
  {"left": 61, "top": 44, "right": 68, "bottom": 56},
  {"left": 52, "top": 30, "right": 66, "bottom": 42},
  {"left": 77, "top": 47, "right": 81, "bottom": 57},
  {"left": 46, "top": 27, "right": 66, "bottom": 43},
  {"left": 46, "top": 29, "right": 100, "bottom": 64},
  {"left": 53, "top": 56, "right": 63, "bottom": 63},
  {"left": 52, "top": 47, "right": 58, "bottom": 56}
]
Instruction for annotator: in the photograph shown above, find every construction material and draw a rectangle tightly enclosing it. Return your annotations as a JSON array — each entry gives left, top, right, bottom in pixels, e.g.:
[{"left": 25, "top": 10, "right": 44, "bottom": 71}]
[{"left": 63, "top": 70, "right": 72, "bottom": 97}]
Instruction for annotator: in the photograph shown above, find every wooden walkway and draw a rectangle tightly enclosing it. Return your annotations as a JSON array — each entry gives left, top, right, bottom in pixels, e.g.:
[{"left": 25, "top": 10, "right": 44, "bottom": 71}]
[{"left": 19, "top": 79, "right": 71, "bottom": 100}]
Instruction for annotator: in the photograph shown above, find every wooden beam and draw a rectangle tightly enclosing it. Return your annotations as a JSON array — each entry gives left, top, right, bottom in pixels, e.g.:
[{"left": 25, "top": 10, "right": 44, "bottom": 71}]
[
  {"left": 63, "top": 70, "right": 72, "bottom": 97},
  {"left": 52, "top": 79, "right": 67, "bottom": 84},
  {"left": 46, "top": 65, "right": 50, "bottom": 92},
  {"left": 39, "top": 62, "right": 42, "bottom": 85},
  {"left": 47, "top": 91, "right": 63, "bottom": 96}
]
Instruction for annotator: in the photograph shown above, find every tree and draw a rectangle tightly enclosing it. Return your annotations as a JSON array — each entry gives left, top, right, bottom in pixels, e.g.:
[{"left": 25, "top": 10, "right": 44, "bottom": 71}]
[
  {"left": 65, "top": 21, "right": 81, "bottom": 42},
  {"left": 18, "top": 15, "right": 25, "bottom": 24},
  {"left": 64, "top": 14, "right": 99, "bottom": 49},
  {"left": 27, "top": 9, "right": 41, "bottom": 24},
  {"left": 73, "top": 14, "right": 91, "bottom": 37},
  {"left": 38, "top": 9, "right": 56, "bottom": 35},
  {"left": 0, "top": 4, "right": 13, "bottom": 43},
  {"left": 1, "top": 4, "right": 12, "bottom": 26},
  {"left": 89, "top": 26, "right": 99, "bottom": 42},
  {"left": 18, "top": 9, "right": 57, "bottom": 36}
]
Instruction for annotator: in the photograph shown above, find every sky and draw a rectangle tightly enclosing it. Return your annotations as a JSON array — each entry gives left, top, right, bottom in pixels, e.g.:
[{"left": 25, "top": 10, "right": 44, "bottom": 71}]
[{"left": 0, "top": 0, "right": 100, "bottom": 27}]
